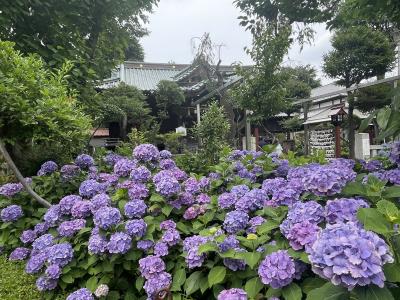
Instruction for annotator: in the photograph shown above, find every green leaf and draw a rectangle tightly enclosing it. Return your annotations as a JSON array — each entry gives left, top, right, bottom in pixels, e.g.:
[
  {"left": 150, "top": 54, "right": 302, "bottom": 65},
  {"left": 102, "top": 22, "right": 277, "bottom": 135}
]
[
  {"left": 384, "top": 263, "right": 400, "bottom": 283},
  {"left": 301, "top": 278, "right": 326, "bottom": 294},
  {"left": 352, "top": 285, "right": 394, "bottom": 300},
  {"left": 161, "top": 205, "right": 173, "bottom": 217},
  {"left": 282, "top": 283, "right": 302, "bottom": 300},
  {"left": 244, "top": 277, "right": 263, "bottom": 299},
  {"left": 150, "top": 194, "right": 164, "bottom": 203},
  {"left": 135, "top": 276, "right": 144, "bottom": 291},
  {"left": 85, "top": 276, "right": 98, "bottom": 292},
  {"left": 376, "top": 107, "right": 392, "bottom": 130},
  {"left": 184, "top": 271, "right": 202, "bottom": 295},
  {"left": 383, "top": 186, "right": 400, "bottom": 199},
  {"left": 376, "top": 200, "right": 399, "bottom": 221},
  {"left": 342, "top": 182, "right": 367, "bottom": 196},
  {"left": 236, "top": 251, "right": 261, "bottom": 269},
  {"left": 357, "top": 208, "right": 392, "bottom": 234},
  {"left": 199, "top": 276, "right": 209, "bottom": 294},
  {"left": 198, "top": 242, "right": 218, "bottom": 254},
  {"left": 256, "top": 220, "right": 280, "bottom": 235},
  {"left": 171, "top": 268, "right": 186, "bottom": 291},
  {"left": 208, "top": 266, "right": 226, "bottom": 287},
  {"left": 360, "top": 111, "right": 378, "bottom": 131},
  {"left": 306, "top": 282, "right": 348, "bottom": 300},
  {"left": 61, "top": 274, "right": 74, "bottom": 284}
]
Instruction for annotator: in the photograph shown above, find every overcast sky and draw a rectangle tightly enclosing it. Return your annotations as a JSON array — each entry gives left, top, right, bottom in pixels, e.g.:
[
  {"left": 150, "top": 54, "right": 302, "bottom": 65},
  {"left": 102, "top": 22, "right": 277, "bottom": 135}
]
[{"left": 141, "top": 0, "right": 334, "bottom": 84}]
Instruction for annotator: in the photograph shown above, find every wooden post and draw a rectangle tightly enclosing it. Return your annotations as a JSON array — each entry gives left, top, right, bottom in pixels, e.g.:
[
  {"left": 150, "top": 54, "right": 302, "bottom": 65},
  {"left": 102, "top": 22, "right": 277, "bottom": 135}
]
[
  {"left": 245, "top": 110, "right": 251, "bottom": 150},
  {"left": 254, "top": 127, "right": 259, "bottom": 150},
  {"left": 335, "top": 125, "right": 341, "bottom": 158},
  {"left": 196, "top": 104, "right": 201, "bottom": 125}
]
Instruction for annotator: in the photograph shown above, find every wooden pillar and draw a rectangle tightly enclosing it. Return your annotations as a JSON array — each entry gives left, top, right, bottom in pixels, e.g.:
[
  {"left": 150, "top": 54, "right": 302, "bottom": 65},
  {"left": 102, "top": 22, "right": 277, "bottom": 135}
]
[
  {"left": 335, "top": 125, "right": 341, "bottom": 158},
  {"left": 245, "top": 110, "right": 251, "bottom": 150},
  {"left": 254, "top": 127, "right": 260, "bottom": 150},
  {"left": 196, "top": 104, "right": 201, "bottom": 124}
]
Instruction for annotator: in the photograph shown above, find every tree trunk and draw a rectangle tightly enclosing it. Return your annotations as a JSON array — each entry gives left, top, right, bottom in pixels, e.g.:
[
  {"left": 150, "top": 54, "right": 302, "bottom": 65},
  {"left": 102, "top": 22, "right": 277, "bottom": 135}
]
[
  {"left": 303, "top": 102, "right": 310, "bottom": 155},
  {"left": 0, "top": 139, "right": 51, "bottom": 208},
  {"left": 348, "top": 92, "right": 355, "bottom": 158}
]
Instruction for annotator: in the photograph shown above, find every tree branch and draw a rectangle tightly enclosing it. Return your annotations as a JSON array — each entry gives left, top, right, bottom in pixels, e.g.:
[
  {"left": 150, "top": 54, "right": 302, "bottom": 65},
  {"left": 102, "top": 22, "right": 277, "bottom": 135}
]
[{"left": 0, "top": 139, "right": 51, "bottom": 208}]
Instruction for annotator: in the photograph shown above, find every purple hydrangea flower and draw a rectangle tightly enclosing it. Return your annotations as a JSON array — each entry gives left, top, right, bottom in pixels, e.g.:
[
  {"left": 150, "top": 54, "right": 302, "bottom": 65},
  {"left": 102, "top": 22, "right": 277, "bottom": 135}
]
[
  {"left": 66, "top": 288, "right": 94, "bottom": 300},
  {"left": 159, "top": 159, "right": 176, "bottom": 170},
  {"left": 60, "top": 164, "right": 80, "bottom": 181},
  {"left": 143, "top": 272, "right": 172, "bottom": 300},
  {"left": 183, "top": 204, "right": 207, "bottom": 220},
  {"left": 71, "top": 200, "right": 92, "bottom": 218},
  {"left": 25, "top": 252, "right": 47, "bottom": 274},
  {"left": 104, "top": 152, "right": 123, "bottom": 166},
  {"left": 9, "top": 247, "right": 30, "bottom": 260},
  {"left": 384, "top": 169, "right": 400, "bottom": 185},
  {"left": 258, "top": 250, "right": 295, "bottom": 288},
  {"left": 44, "top": 205, "right": 61, "bottom": 226},
  {"left": 90, "top": 193, "right": 111, "bottom": 213},
  {"left": 0, "top": 182, "right": 23, "bottom": 197},
  {"left": 218, "top": 193, "right": 237, "bottom": 209},
  {"left": 160, "top": 150, "right": 172, "bottom": 159},
  {"left": 170, "top": 167, "right": 188, "bottom": 181},
  {"left": 247, "top": 216, "right": 266, "bottom": 234},
  {"left": 388, "top": 141, "right": 400, "bottom": 166},
  {"left": 130, "top": 166, "right": 151, "bottom": 183},
  {"left": 360, "top": 160, "right": 383, "bottom": 172},
  {"left": 57, "top": 219, "right": 86, "bottom": 237},
  {"left": 37, "top": 161, "right": 58, "bottom": 176},
  {"left": 137, "top": 240, "right": 154, "bottom": 251},
  {"left": 36, "top": 276, "right": 58, "bottom": 291},
  {"left": 223, "top": 210, "right": 249, "bottom": 234},
  {"left": 79, "top": 179, "right": 106, "bottom": 198},
  {"left": 184, "top": 178, "right": 200, "bottom": 194},
  {"left": 161, "top": 228, "right": 180, "bottom": 246},
  {"left": 114, "top": 159, "right": 136, "bottom": 177},
  {"left": 47, "top": 243, "right": 74, "bottom": 267},
  {"left": 125, "top": 219, "right": 147, "bottom": 238},
  {"left": 262, "top": 178, "right": 287, "bottom": 195},
  {"left": 97, "top": 173, "right": 119, "bottom": 186},
  {"left": 75, "top": 154, "right": 94, "bottom": 169},
  {"left": 133, "top": 144, "right": 160, "bottom": 162},
  {"left": 309, "top": 222, "right": 393, "bottom": 290},
  {"left": 154, "top": 242, "right": 169, "bottom": 257},
  {"left": 196, "top": 193, "right": 210, "bottom": 204},
  {"left": 33, "top": 222, "right": 50, "bottom": 235},
  {"left": 59, "top": 195, "right": 82, "bottom": 215},
  {"left": 235, "top": 189, "right": 266, "bottom": 212},
  {"left": 325, "top": 198, "right": 369, "bottom": 224},
  {"left": 1, "top": 205, "right": 23, "bottom": 222},
  {"left": 124, "top": 200, "right": 147, "bottom": 218},
  {"left": 223, "top": 248, "right": 246, "bottom": 271},
  {"left": 271, "top": 187, "right": 300, "bottom": 206},
  {"left": 128, "top": 183, "right": 149, "bottom": 199},
  {"left": 32, "top": 234, "right": 54, "bottom": 251},
  {"left": 218, "top": 235, "right": 239, "bottom": 252},
  {"left": 107, "top": 232, "right": 132, "bottom": 254},
  {"left": 155, "top": 176, "right": 181, "bottom": 197},
  {"left": 160, "top": 220, "right": 176, "bottom": 230},
  {"left": 285, "top": 221, "right": 320, "bottom": 251},
  {"left": 231, "top": 184, "right": 250, "bottom": 198},
  {"left": 218, "top": 288, "right": 247, "bottom": 300},
  {"left": 183, "top": 235, "right": 209, "bottom": 269},
  {"left": 45, "top": 264, "right": 61, "bottom": 279},
  {"left": 93, "top": 207, "right": 121, "bottom": 230},
  {"left": 88, "top": 233, "right": 108, "bottom": 254},
  {"left": 139, "top": 255, "right": 166, "bottom": 279},
  {"left": 20, "top": 229, "right": 37, "bottom": 244}
]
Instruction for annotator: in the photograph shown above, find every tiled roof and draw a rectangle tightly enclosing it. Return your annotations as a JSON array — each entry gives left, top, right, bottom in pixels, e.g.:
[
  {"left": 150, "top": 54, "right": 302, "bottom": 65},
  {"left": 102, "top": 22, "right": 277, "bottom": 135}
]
[{"left": 91, "top": 128, "right": 109, "bottom": 137}]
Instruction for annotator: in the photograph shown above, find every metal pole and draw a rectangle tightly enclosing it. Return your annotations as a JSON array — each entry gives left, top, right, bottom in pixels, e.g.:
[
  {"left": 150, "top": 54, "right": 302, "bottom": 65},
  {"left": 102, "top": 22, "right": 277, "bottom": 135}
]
[
  {"left": 335, "top": 125, "right": 341, "bottom": 158},
  {"left": 245, "top": 110, "right": 251, "bottom": 150}
]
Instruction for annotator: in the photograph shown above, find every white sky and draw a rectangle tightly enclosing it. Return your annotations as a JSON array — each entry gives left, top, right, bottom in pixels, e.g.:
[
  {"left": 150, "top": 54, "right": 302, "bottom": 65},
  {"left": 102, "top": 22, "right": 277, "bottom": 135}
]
[{"left": 141, "top": 0, "right": 334, "bottom": 84}]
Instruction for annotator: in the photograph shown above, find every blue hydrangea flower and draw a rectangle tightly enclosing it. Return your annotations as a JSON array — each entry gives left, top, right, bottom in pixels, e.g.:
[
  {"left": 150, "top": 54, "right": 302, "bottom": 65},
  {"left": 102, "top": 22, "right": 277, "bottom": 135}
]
[
  {"left": 285, "top": 220, "right": 320, "bottom": 251},
  {"left": 71, "top": 201, "right": 92, "bottom": 218},
  {"left": 90, "top": 193, "right": 111, "bottom": 213},
  {"left": 160, "top": 150, "right": 172, "bottom": 159},
  {"left": 57, "top": 219, "right": 86, "bottom": 237},
  {"left": 93, "top": 207, "right": 121, "bottom": 230},
  {"left": 107, "top": 232, "right": 132, "bottom": 254},
  {"left": 20, "top": 229, "right": 37, "bottom": 244},
  {"left": 9, "top": 247, "right": 30, "bottom": 260},
  {"left": 130, "top": 166, "right": 151, "bottom": 183},
  {"left": 60, "top": 164, "right": 80, "bottom": 181},
  {"left": 1, "top": 205, "right": 23, "bottom": 222},
  {"left": 218, "top": 288, "right": 247, "bottom": 300},
  {"left": 36, "top": 276, "right": 58, "bottom": 291},
  {"left": 161, "top": 228, "right": 180, "bottom": 246},
  {"left": 0, "top": 182, "right": 23, "bottom": 198},
  {"left": 79, "top": 179, "right": 106, "bottom": 198},
  {"left": 32, "top": 234, "right": 54, "bottom": 252},
  {"left": 235, "top": 189, "right": 266, "bottom": 211},
  {"left": 137, "top": 240, "right": 154, "bottom": 251},
  {"left": 45, "top": 264, "right": 61, "bottom": 279},
  {"left": 133, "top": 144, "right": 160, "bottom": 162},
  {"left": 75, "top": 154, "right": 95, "bottom": 169},
  {"left": 154, "top": 242, "right": 169, "bottom": 257},
  {"left": 25, "top": 252, "right": 47, "bottom": 274},
  {"left": 218, "top": 192, "right": 237, "bottom": 209},
  {"left": 127, "top": 183, "right": 149, "bottom": 199},
  {"left": 258, "top": 250, "right": 295, "bottom": 288},
  {"left": 47, "top": 243, "right": 74, "bottom": 267},
  {"left": 114, "top": 159, "right": 136, "bottom": 177},
  {"left": 37, "top": 161, "right": 58, "bottom": 176},
  {"left": 66, "top": 288, "right": 94, "bottom": 300},
  {"left": 325, "top": 198, "right": 369, "bottom": 224},
  {"left": 44, "top": 205, "right": 62, "bottom": 227},
  {"left": 155, "top": 175, "right": 181, "bottom": 197},
  {"left": 143, "top": 272, "right": 172, "bottom": 300},
  {"left": 139, "top": 255, "right": 166, "bottom": 279},
  {"left": 59, "top": 195, "right": 82, "bottom": 215},
  {"left": 125, "top": 219, "right": 147, "bottom": 238},
  {"left": 88, "top": 233, "right": 108, "bottom": 255},
  {"left": 223, "top": 210, "right": 249, "bottom": 234},
  {"left": 124, "top": 200, "right": 147, "bottom": 218}
]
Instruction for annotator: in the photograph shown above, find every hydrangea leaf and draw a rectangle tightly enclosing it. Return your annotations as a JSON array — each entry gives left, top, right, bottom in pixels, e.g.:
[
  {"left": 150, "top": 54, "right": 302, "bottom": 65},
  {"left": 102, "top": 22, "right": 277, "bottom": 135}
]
[
  {"left": 352, "top": 285, "right": 394, "bottom": 300},
  {"left": 85, "top": 276, "right": 98, "bottom": 292},
  {"left": 383, "top": 186, "right": 400, "bottom": 199},
  {"left": 376, "top": 200, "right": 399, "bottom": 222},
  {"left": 135, "top": 276, "right": 144, "bottom": 291},
  {"left": 244, "top": 276, "right": 263, "bottom": 298},
  {"left": 357, "top": 208, "right": 392, "bottom": 234},
  {"left": 306, "top": 282, "right": 349, "bottom": 300},
  {"left": 282, "top": 282, "right": 302, "bottom": 300},
  {"left": 300, "top": 278, "right": 326, "bottom": 294},
  {"left": 208, "top": 266, "right": 226, "bottom": 287},
  {"left": 184, "top": 271, "right": 202, "bottom": 295},
  {"left": 171, "top": 268, "right": 186, "bottom": 291},
  {"left": 383, "top": 263, "right": 400, "bottom": 283}
]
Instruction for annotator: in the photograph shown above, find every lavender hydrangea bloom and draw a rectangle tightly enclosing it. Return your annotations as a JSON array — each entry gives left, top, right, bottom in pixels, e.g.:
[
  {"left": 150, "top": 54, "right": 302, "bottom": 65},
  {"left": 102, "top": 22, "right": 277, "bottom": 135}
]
[
  {"left": 223, "top": 210, "right": 249, "bottom": 234},
  {"left": 1, "top": 205, "right": 23, "bottom": 222},
  {"left": 9, "top": 247, "right": 30, "bottom": 260},
  {"left": 388, "top": 141, "right": 400, "bottom": 166},
  {"left": 218, "top": 288, "right": 247, "bottom": 300},
  {"left": 133, "top": 144, "right": 160, "bottom": 162},
  {"left": 183, "top": 235, "right": 209, "bottom": 269},
  {"left": 37, "top": 161, "right": 58, "bottom": 176},
  {"left": 280, "top": 201, "right": 324, "bottom": 236},
  {"left": 262, "top": 178, "right": 287, "bottom": 195},
  {"left": 325, "top": 198, "right": 369, "bottom": 224},
  {"left": 128, "top": 183, "right": 149, "bottom": 199},
  {"left": 235, "top": 189, "right": 266, "bottom": 212},
  {"left": 196, "top": 193, "right": 210, "bottom": 204},
  {"left": 36, "top": 276, "right": 58, "bottom": 291},
  {"left": 0, "top": 182, "right": 23, "bottom": 197},
  {"left": 107, "top": 232, "right": 132, "bottom": 254},
  {"left": 231, "top": 184, "right": 250, "bottom": 197},
  {"left": 79, "top": 179, "right": 106, "bottom": 198},
  {"left": 137, "top": 240, "right": 154, "bottom": 251},
  {"left": 247, "top": 216, "right": 266, "bottom": 234},
  {"left": 75, "top": 154, "right": 94, "bottom": 169},
  {"left": 384, "top": 169, "right": 400, "bottom": 185},
  {"left": 104, "top": 152, "right": 123, "bottom": 166},
  {"left": 271, "top": 187, "right": 300, "bottom": 206},
  {"left": 155, "top": 175, "right": 181, "bottom": 197},
  {"left": 33, "top": 222, "right": 49, "bottom": 235},
  {"left": 218, "top": 235, "right": 240, "bottom": 252},
  {"left": 360, "top": 160, "right": 383, "bottom": 172},
  {"left": 130, "top": 166, "right": 151, "bottom": 183},
  {"left": 161, "top": 228, "right": 181, "bottom": 246},
  {"left": 160, "top": 220, "right": 176, "bottom": 230},
  {"left": 88, "top": 233, "right": 108, "bottom": 254},
  {"left": 25, "top": 252, "right": 47, "bottom": 274},
  {"left": 125, "top": 219, "right": 147, "bottom": 238},
  {"left": 154, "top": 242, "right": 169, "bottom": 257},
  {"left": 159, "top": 159, "right": 176, "bottom": 170},
  {"left": 139, "top": 255, "right": 166, "bottom": 279},
  {"left": 90, "top": 193, "right": 110, "bottom": 213},
  {"left": 160, "top": 150, "right": 172, "bottom": 159},
  {"left": 44, "top": 205, "right": 61, "bottom": 226},
  {"left": 114, "top": 159, "right": 136, "bottom": 177},
  {"left": 60, "top": 164, "right": 80, "bottom": 181},
  {"left": 57, "top": 219, "right": 86, "bottom": 237},
  {"left": 285, "top": 221, "right": 320, "bottom": 251},
  {"left": 223, "top": 249, "right": 246, "bottom": 271},
  {"left": 20, "top": 229, "right": 37, "bottom": 244},
  {"left": 47, "top": 243, "right": 74, "bottom": 267},
  {"left": 59, "top": 195, "right": 82, "bottom": 215},
  {"left": 258, "top": 250, "right": 295, "bottom": 288},
  {"left": 71, "top": 201, "right": 92, "bottom": 218},
  {"left": 45, "top": 264, "right": 61, "bottom": 279},
  {"left": 97, "top": 173, "right": 119, "bottom": 186},
  {"left": 309, "top": 222, "right": 393, "bottom": 290},
  {"left": 218, "top": 193, "right": 237, "bottom": 209},
  {"left": 93, "top": 207, "right": 121, "bottom": 230},
  {"left": 66, "top": 288, "right": 94, "bottom": 300},
  {"left": 143, "top": 272, "right": 172, "bottom": 300},
  {"left": 183, "top": 204, "right": 207, "bottom": 220},
  {"left": 124, "top": 200, "right": 147, "bottom": 218},
  {"left": 184, "top": 178, "right": 200, "bottom": 194},
  {"left": 32, "top": 234, "right": 54, "bottom": 251}
]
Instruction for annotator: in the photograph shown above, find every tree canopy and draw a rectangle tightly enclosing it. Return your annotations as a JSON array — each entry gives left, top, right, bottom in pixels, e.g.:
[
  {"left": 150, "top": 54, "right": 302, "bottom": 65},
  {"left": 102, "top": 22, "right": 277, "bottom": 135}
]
[{"left": 155, "top": 80, "right": 186, "bottom": 126}]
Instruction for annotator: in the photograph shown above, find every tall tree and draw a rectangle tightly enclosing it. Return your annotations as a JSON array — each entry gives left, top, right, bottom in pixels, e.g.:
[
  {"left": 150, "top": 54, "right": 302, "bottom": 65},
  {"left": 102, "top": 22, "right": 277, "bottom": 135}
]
[{"left": 323, "top": 26, "right": 396, "bottom": 158}]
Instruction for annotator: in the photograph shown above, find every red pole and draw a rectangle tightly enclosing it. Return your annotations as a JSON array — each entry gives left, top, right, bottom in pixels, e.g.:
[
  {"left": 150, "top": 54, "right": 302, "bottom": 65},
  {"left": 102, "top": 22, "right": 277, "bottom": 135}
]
[
  {"left": 335, "top": 125, "right": 341, "bottom": 158},
  {"left": 254, "top": 127, "right": 260, "bottom": 150}
]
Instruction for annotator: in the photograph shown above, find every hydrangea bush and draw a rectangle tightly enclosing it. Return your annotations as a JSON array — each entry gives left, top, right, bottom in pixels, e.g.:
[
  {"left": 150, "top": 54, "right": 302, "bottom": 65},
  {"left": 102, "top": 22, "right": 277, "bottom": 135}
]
[{"left": 0, "top": 143, "right": 400, "bottom": 300}]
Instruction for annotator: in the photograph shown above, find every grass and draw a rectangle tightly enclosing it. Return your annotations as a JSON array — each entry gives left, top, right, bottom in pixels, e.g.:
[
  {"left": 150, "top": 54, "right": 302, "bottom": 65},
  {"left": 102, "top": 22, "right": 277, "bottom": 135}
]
[{"left": 0, "top": 255, "right": 67, "bottom": 300}]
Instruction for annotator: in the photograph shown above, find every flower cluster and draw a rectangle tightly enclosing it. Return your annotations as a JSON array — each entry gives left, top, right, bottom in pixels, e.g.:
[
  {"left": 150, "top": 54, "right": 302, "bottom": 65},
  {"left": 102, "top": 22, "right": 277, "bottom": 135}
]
[
  {"left": 1, "top": 205, "right": 23, "bottom": 222},
  {"left": 133, "top": 144, "right": 160, "bottom": 162},
  {"left": 139, "top": 255, "right": 172, "bottom": 299},
  {"left": 37, "top": 161, "right": 58, "bottom": 176},
  {"left": 258, "top": 250, "right": 296, "bottom": 288},
  {"left": 218, "top": 288, "right": 247, "bottom": 300},
  {"left": 325, "top": 198, "right": 369, "bottom": 224},
  {"left": 0, "top": 182, "right": 24, "bottom": 198},
  {"left": 75, "top": 154, "right": 95, "bottom": 169}
]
